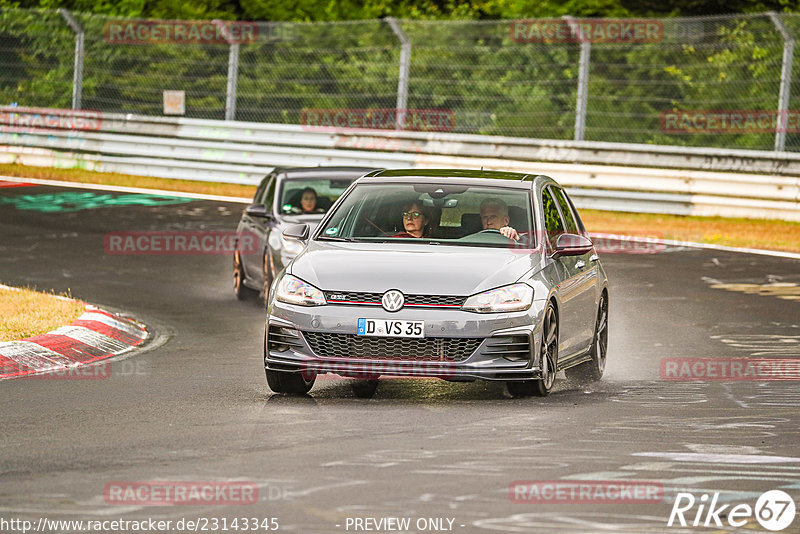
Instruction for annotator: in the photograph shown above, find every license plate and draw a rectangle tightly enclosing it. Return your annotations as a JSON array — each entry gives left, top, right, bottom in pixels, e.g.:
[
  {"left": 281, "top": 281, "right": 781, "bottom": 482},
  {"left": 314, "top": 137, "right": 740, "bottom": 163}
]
[{"left": 357, "top": 318, "right": 424, "bottom": 338}]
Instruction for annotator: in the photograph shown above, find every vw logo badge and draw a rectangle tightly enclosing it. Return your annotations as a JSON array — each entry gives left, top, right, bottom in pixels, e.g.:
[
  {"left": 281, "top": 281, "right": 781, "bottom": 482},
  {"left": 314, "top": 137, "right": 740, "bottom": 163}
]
[{"left": 381, "top": 290, "right": 405, "bottom": 312}]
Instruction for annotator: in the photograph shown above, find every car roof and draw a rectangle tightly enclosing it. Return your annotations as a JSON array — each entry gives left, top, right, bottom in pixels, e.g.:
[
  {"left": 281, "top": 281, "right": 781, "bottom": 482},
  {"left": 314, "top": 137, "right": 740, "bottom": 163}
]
[
  {"left": 360, "top": 168, "right": 554, "bottom": 189},
  {"left": 276, "top": 166, "right": 379, "bottom": 181}
]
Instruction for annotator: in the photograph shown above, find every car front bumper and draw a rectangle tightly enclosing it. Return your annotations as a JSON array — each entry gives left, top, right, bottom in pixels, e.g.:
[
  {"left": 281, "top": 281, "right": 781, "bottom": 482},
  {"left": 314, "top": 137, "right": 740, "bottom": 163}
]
[{"left": 264, "top": 300, "right": 547, "bottom": 381}]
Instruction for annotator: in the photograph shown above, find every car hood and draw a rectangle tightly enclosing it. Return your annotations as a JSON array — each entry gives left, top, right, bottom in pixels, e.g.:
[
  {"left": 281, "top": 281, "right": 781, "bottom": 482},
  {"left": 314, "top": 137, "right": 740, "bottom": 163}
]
[{"left": 289, "top": 241, "right": 542, "bottom": 295}]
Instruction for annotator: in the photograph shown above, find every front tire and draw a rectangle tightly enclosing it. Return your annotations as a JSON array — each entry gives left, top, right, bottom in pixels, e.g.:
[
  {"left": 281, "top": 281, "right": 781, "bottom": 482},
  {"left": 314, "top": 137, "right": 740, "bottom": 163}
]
[
  {"left": 566, "top": 292, "right": 608, "bottom": 385},
  {"left": 507, "top": 302, "right": 558, "bottom": 398},
  {"left": 266, "top": 369, "right": 315, "bottom": 395}
]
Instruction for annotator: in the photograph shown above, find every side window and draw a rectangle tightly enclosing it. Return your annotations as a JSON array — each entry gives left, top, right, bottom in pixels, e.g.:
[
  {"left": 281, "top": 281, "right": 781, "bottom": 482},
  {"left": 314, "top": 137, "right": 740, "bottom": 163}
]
[
  {"left": 253, "top": 177, "right": 268, "bottom": 204},
  {"left": 553, "top": 187, "right": 579, "bottom": 234},
  {"left": 562, "top": 189, "right": 586, "bottom": 234},
  {"left": 263, "top": 177, "right": 277, "bottom": 209},
  {"left": 542, "top": 187, "right": 565, "bottom": 245}
]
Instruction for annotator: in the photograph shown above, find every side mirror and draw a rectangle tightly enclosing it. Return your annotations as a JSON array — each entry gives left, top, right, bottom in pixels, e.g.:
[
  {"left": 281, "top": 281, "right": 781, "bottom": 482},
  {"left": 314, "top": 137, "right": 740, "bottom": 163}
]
[
  {"left": 553, "top": 233, "right": 593, "bottom": 257},
  {"left": 245, "top": 203, "right": 270, "bottom": 218},
  {"left": 282, "top": 223, "right": 309, "bottom": 241}
]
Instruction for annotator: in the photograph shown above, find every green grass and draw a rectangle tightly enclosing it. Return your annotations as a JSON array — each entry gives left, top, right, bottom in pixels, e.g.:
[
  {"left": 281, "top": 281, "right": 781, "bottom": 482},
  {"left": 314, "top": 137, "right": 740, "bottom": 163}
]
[
  {"left": 3, "top": 162, "right": 799, "bottom": 253},
  {"left": 0, "top": 163, "right": 257, "bottom": 199},
  {"left": 0, "top": 286, "right": 86, "bottom": 341},
  {"left": 581, "top": 210, "right": 800, "bottom": 253}
]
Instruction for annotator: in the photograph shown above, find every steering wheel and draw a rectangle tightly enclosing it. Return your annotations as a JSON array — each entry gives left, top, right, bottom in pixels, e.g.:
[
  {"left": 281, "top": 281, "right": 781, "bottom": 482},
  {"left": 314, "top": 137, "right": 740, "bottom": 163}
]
[{"left": 477, "top": 228, "right": 502, "bottom": 234}]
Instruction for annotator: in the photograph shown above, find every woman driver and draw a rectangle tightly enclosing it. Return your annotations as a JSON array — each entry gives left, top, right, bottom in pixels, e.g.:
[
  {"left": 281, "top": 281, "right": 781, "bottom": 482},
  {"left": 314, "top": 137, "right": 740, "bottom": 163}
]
[
  {"left": 300, "top": 187, "right": 322, "bottom": 213},
  {"left": 393, "top": 201, "right": 432, "bottom": 238}
]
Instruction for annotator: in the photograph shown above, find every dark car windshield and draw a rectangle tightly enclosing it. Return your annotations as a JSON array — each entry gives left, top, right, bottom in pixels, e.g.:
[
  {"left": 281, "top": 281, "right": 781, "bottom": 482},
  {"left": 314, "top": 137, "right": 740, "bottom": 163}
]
[
  {"left": 317, "top": 183, "right": 535, "bottom": 248},
  {"left": 278, "top": 178, "right": 354, "bottom": 216}
]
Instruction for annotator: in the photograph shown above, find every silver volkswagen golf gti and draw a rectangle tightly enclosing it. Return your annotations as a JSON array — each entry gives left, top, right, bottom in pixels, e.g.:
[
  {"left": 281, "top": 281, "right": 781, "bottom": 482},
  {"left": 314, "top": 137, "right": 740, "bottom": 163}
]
[{"left": 264, "top": 169, "right": 609, "bottom": 398}]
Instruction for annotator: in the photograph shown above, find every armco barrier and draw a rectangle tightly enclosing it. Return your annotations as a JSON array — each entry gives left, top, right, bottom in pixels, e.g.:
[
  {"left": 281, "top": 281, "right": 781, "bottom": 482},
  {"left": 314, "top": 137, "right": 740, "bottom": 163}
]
[{"left": 1, "top": 108, "right": 799, "bottom": 220}]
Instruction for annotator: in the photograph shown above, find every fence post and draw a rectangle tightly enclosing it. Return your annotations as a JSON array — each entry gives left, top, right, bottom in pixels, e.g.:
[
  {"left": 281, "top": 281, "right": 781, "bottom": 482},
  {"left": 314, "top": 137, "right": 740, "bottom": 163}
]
[
  {"left": 768, "top": 12, "right": 793, "bottom": 152},
  {"left": 226, "top": 44, "right": 240, "bottom": 121},
  {"left": 563, "top": 16, "right": 590, "bottom": 141},
  {"left": 386, "top": 17, "right": 411, "bottom": 131},
  {"left": 58, "top": 9, "right": 84, "bottom": 110},
  {"left": 214, "top": 20, "right": 239, "bottom": 121}
]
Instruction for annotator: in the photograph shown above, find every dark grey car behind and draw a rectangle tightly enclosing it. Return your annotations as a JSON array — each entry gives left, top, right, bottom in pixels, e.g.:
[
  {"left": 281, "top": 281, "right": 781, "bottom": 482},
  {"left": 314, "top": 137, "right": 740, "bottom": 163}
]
[{"left": 233, "top": 166, "right": 377, "bottom": 300}]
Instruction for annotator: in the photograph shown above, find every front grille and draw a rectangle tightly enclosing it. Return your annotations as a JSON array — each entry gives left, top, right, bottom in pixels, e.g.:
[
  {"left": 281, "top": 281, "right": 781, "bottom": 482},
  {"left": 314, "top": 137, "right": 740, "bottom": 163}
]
[
  {"left": 407, "top": 294, "right": 465, "bottom": 307},
  {"left": 324, "top": 291, "right": 465, "bottom": 308},
  {"left": 483, "top": 334, "right": 531, "bottom": 361},
  {"left": 303, "top": 332, "right": 481, "bottom": 362},
  {"left": 325, "top": 291, "right": 383, "bottom": 305}
]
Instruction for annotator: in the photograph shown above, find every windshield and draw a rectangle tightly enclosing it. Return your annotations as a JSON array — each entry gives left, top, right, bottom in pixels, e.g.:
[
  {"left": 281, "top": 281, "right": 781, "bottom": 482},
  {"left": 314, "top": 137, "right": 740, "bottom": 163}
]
[
  {"left": 317, "top": 183, "right": 535, "bottom": 248},
  {"left": 278, "top": 178, "right": 354, "bottom": 216}
]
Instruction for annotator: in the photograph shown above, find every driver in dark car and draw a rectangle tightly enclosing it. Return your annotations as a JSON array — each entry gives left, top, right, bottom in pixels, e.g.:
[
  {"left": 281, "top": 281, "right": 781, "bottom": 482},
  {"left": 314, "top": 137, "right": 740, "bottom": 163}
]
[
  {"left": 479, "top": 198, "right": 520, "bottom": 241},
  {"left": 300, "top": 187, "right": 324, "bottom": 213}
]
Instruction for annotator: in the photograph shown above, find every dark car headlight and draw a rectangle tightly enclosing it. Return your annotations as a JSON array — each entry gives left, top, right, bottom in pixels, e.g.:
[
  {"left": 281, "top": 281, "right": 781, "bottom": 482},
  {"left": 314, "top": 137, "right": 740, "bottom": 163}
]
[
  {"left": 275, "top": 275, "right": 327, "bottom": 306},
  {"left": 462, "top": 283, "right": 533, "bottom": 313}
]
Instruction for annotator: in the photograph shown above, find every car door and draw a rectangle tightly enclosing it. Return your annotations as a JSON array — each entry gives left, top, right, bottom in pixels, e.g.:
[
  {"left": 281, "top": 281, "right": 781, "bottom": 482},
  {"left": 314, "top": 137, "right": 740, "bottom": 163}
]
[
  {"left": 241, "top": 174, "right": 275, "bottom": 282},
  {"left": 541, "top": 186, "right": 581, "bottom": 359},
  {"left": 552, "top": 186, "right": 598, "bottom": 354}
]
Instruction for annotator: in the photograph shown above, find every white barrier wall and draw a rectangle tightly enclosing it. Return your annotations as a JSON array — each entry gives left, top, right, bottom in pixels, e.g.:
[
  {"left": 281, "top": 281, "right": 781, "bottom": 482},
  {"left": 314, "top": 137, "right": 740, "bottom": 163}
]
[{"left": 1, "top": 108, "right": 799, "bottom": 221}]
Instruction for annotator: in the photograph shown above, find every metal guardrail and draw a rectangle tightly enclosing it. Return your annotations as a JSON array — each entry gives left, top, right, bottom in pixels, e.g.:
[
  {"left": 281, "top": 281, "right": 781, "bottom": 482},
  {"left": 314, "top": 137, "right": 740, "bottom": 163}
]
[{"left": 1, "top": 108, "right": 799, "bottom": 221}]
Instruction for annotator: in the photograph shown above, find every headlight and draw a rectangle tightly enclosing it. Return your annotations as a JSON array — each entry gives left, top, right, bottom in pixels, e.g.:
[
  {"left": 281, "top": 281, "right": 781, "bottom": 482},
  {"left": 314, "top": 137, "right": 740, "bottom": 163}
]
[
  {"left": 280, "top": 234, "right": 305, "bottom": 256},
  {"left": 276, "top": 275, "right": 326, "bottom": 306},
  {"left": 462, "top": 283, "right": 533, "bottom": 313}
]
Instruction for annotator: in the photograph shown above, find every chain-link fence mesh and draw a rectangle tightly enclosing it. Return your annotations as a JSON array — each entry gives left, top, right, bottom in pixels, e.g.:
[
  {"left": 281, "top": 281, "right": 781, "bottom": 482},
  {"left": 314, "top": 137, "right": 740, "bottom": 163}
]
[
  {"left": 0, "top": 9, "right": 76, "bottom": 109},
  {"left": 586, "top": 14, "right": 786, "bottom": 150},
  {"left": 4, "top": 8, "right": 800, "bottom": 150},
  {"left": 401, "top": 20, "right": 581, "bottom": 139},
  {"left": 75, "top": 12, "right": 232, "bottom": 119},
  {"left": 238, "top": 20, "right": 400, "bottom": 124}
]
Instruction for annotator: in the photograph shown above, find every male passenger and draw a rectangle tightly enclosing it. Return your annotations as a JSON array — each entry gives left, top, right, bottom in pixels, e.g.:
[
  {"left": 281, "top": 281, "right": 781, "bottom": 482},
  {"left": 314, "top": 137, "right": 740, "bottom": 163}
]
[{"left": 479, "top": 198, "right": 520, "bottom": 241}]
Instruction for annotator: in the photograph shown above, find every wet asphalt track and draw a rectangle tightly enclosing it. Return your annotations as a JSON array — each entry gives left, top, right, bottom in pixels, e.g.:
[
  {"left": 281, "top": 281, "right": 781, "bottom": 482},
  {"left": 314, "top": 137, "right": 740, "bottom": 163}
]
[{"left": 1, "top": 183, "right": 799, "bottom": 533}]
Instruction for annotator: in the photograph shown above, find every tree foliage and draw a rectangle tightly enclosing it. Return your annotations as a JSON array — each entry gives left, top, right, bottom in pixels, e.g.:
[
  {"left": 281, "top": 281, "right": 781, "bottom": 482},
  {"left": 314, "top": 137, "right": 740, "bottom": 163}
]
[
  {"left": 3, "top": 2, "right": 800, "bottom": 150},
  {"left": 8, "top": 0, "right": 800, "bottom": 20}
]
